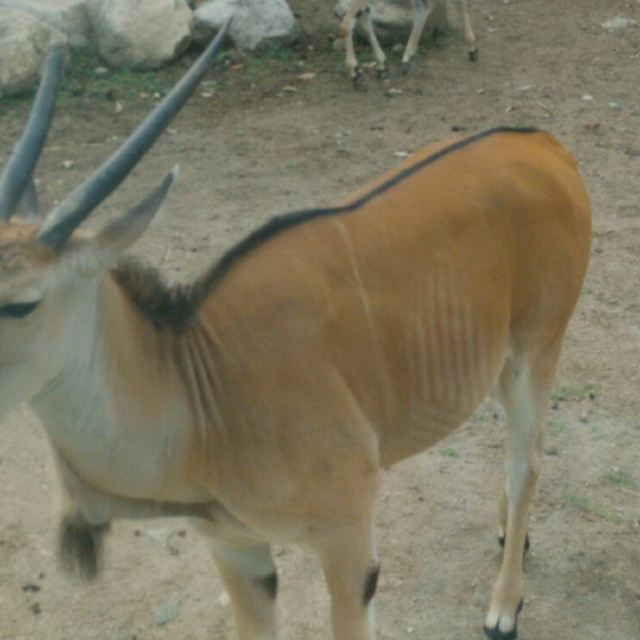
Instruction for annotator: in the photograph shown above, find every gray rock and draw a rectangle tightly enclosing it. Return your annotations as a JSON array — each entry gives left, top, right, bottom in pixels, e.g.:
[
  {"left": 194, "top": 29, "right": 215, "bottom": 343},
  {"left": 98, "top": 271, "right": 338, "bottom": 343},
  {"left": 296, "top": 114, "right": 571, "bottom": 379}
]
[
  {"left": 88, "top": 0, "right": 193, "bottom": 70},
  {"left": 0, "top": 9, "right": 66, "bottom": 96},
  {"left": 194, "top": 0, "right": 297, "bottom": 51},
  {"left": 0, "top": 0, "right": 91, "bottom": 49}
]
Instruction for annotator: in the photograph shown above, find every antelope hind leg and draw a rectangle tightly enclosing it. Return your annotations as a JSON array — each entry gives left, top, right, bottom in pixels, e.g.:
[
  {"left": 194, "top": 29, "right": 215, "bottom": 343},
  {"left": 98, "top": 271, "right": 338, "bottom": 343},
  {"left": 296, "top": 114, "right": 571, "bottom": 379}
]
[{"left": 485, "top": 340, "right": 564, "bottom": 639}]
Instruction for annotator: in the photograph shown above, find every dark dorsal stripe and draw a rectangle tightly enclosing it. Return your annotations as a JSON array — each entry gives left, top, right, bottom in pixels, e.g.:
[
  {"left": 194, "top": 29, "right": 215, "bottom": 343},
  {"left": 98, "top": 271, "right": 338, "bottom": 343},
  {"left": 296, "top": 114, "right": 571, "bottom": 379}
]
[
  {"left": 115, "top": 127, "right": 539, "bottom": 333},
  {"left": 200, "top": 126, "right": 539, "bottom": 292}
]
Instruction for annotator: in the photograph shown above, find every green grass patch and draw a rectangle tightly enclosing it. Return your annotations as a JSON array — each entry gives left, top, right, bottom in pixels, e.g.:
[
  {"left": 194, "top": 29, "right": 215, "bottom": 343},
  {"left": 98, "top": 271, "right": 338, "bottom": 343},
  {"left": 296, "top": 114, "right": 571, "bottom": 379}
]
[
  {"left": 589, "top": 425, "right": 611, "bottom": 441},
  {"left": 552, "top": 382, "right": 599, "bottom": 402},
  {"left": 472, "top": 406, "right": 494, "bottom": 424},
  {"left": 0, "top": 49, "right": 189, "bottom": 115},
  {"left": 60, "top": 49, "right": 179, "bottom": 102},
  {"left": 237, "top": 43, "right": 305, "bottom": 79},
  {"left": 0, "top": 91, "right": 34, "bottom": 117},
  {"left": 562, "top": 491, "right": 624, "bottom": 524},
  {"left": 440, "top": 447, "right": 460, "bottom": 458},
  {"left": 604, "top": 469, "right": 637, "bottom": 489},
  {"left": 547, "top": 419, "right": 568, "bottom": 435}
]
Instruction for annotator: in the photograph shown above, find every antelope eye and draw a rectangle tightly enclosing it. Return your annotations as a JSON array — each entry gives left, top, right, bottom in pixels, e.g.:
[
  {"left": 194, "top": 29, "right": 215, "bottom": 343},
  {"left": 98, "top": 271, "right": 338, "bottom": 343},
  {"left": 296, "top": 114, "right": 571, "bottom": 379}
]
[{"left": 0, "top": 301, "right": 40, "bottom": 318}]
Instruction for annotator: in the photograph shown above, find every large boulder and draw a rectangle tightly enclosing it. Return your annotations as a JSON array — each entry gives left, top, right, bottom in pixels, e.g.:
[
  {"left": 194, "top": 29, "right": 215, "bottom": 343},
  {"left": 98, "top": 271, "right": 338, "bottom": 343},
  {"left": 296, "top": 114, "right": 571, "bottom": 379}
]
[
  {"left": 334, "top": 0, "right": 448, "bottom": 41},
  {"left": 88, "top": 0, "right": 193, "bottom": 69},
  {"left": 0, "top": 0, "right": 91, "bottom": 49},
  {"left": 0, "top": 9, "right": 66, "bottom": 96},
  {"left": 194, "top": 0, "right": 297, "bottom": 51}
]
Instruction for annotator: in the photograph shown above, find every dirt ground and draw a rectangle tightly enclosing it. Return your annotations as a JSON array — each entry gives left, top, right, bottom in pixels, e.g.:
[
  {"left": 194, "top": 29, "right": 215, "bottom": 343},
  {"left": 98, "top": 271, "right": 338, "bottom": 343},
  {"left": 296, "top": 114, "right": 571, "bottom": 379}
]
[{"left": 0, "top": 0, "right": 639, "bottom": 638}]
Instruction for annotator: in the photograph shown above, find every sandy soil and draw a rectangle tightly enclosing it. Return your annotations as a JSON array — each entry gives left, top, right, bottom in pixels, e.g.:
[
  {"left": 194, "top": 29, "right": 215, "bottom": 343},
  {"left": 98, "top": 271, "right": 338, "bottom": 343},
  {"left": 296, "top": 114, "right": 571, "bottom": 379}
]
[{"left": 0, "top": 0, "right": 639, "bottom": 638}]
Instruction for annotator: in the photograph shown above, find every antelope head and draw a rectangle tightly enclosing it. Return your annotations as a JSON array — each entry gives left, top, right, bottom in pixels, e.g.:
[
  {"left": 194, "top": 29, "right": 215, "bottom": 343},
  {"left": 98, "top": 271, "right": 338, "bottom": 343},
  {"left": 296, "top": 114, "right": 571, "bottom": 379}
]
[{"left": 0, "top": 24, "right": 230, "bottom": 418}]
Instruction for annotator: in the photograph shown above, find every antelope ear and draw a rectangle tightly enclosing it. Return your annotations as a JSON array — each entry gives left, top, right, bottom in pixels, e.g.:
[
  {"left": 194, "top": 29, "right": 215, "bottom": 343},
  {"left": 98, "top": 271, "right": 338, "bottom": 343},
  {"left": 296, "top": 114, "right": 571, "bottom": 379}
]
[{"left": 95, "top": 166, "right": 179, "bottom": 257}]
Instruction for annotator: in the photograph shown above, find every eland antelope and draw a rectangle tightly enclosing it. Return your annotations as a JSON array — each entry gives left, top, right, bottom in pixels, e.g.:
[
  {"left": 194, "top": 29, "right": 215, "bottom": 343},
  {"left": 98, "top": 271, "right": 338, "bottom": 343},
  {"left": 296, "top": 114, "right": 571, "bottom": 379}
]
[
  {"left": 341, "top": 0, "right": 478, "bottom": 84},
  {"left": 0, "top": 24, "right": 591, "bottom": 640}
]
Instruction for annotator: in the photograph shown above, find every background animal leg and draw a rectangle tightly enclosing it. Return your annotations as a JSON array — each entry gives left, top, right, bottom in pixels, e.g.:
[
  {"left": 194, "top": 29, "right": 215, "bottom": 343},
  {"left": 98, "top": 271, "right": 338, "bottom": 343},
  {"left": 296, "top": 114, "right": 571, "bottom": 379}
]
[
  {"left": 360, "top": 8, "right": 389, "bottom": 78},
  {"left": 453, "top": 0, "right": 478, "bottom": 60},
  {"left": 341, "top": 0, "right": 370, "bottom": 84},
  {"left": 401, "top": 0, "right": 434, "bottom": 73}
]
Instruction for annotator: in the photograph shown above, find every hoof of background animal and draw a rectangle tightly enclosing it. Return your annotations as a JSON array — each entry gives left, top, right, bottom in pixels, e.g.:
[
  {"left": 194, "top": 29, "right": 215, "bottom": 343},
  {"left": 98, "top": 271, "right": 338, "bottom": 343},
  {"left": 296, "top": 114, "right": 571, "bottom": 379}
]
[
  {"left": 483, "top": 600, "right": 523, "bottom": 640},
  {"left": 351, "top": 68, "right": 365, "bottom": 88},
  {"left": 377, "top": 64, "right": 390, "bottom": 80},
  {"left": 401, "top": 60, "right": 412, "bottom": 75},
  {"left": 468, "top": 48, "right": 479, "bottom": 62},
  {"left": 498, "top": 534, "right": 530, "bottom": 554}
]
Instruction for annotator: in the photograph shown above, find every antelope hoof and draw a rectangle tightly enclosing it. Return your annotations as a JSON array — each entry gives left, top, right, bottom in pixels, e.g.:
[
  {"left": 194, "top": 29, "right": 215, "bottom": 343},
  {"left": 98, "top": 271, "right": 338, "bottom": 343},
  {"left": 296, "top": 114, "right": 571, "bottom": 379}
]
[
  {"left": 498, "top": 534, "right": 530, "bottom": 554},
  {"left": 376, "top": 63, "right": 389, "bottom": 80},
  {"left": 483, "top": 600, "right": 523, "bottom": 640},
  {"left": 468, "top": 48, "right": 479, "bottom": 62},
  {"left": 401, "top": 60, "right": 412, "bottom": 75},
  {"left": 483, "top": 623, "right": 517, "bottom": 640}
]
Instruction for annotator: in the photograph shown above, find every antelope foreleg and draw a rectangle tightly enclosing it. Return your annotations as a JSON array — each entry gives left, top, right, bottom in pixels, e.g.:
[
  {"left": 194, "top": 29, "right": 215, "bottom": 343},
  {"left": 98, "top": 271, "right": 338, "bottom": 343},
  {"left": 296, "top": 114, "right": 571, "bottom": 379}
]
[
  {"left": 206, "top": 540, "right": 278, "bottom": 640},
  {"left": 314, "top": 526, "right": 379, "bottom": 640}
]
